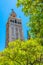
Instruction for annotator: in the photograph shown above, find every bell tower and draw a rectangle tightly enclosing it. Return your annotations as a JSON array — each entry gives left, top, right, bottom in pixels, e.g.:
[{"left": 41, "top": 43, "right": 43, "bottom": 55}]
[
  {"left": 10, "top": 9, "right": 16, "bottom": 17},
  {"left": 6, "top": 9, "right": 24, "bottom": 47}
]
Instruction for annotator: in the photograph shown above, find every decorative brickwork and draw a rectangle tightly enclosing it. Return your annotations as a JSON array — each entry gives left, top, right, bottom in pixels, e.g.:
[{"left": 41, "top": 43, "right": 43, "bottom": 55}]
[{"left": 6, "top": 10, "right": 24, "bottom": 47}]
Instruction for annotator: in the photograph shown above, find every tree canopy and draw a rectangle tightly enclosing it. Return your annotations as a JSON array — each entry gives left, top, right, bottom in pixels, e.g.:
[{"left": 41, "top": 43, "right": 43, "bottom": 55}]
[
  {"left": 0, "top": 39, "right": 43, "bottom": 65},
  {"left": 16, "top": 0, "right": 43, "bottom": 45},
  {"left": 0, "top": 0, "right": 43, "bottom": 65}
]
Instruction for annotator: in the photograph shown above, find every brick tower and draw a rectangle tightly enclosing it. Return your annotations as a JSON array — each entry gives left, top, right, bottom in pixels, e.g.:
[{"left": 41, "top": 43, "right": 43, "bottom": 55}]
[{"left": 6, "top": 9, "right": 24, "bottom": 46}]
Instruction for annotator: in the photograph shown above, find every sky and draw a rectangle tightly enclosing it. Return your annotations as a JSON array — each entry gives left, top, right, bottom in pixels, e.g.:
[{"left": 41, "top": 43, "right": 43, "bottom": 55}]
[{"left": 0, "top": 0, "right": 29, "bottom": 51}]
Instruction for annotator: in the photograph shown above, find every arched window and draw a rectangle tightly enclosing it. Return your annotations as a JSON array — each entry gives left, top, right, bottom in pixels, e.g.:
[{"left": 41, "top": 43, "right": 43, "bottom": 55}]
[{"left": 15, "top": 20, "right": 17, "bottom": 23}]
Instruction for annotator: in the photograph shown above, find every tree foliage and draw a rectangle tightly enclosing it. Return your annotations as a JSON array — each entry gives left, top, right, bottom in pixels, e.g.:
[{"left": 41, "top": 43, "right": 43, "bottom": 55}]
[
  {"left": 16, "top": 0, "right": 43, "bottom": 45},
  {"left": 0, "top": 40, "right": 43, "bottom": 65},
  {"left": 0, "top": 0, "right": 43, "bottom": 65}
]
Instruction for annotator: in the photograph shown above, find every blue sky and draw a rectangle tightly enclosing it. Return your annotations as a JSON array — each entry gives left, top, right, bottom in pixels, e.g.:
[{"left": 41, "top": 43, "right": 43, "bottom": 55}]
[{"left": 0, "top": 0, "right": 29, "bottom": 51}]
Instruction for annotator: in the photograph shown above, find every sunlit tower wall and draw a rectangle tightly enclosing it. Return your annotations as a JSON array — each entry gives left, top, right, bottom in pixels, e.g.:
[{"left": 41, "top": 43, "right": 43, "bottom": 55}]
[{"left": 6, "top": 9, "right": 24, "bottom": 47}]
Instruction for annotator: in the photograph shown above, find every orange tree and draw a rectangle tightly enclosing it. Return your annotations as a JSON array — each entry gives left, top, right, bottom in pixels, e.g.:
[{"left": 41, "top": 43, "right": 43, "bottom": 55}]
[
  {"left": 16, "top": 0, "right": 43, "bottom": 45},
  {"left": 0, "top": 39, "right": 43, "bottom": 65}
]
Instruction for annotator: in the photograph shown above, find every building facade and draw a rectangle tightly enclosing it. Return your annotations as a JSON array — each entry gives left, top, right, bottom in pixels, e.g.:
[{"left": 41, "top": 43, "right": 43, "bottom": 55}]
[{"left": 6, "top": 10, "right": 24, "bottom": 46}]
